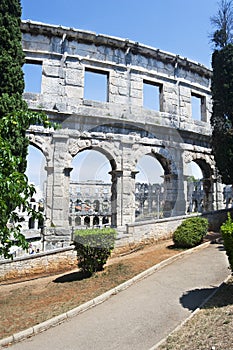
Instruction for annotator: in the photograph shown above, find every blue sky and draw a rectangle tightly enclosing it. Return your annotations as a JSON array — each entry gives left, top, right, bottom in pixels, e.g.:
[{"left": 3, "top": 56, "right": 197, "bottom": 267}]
[
  {"left": 22, "top": 0, "right": 216, "bottom": 188},
  {"left": 21, "top": 0, "right": 219, "bottom": 68}
]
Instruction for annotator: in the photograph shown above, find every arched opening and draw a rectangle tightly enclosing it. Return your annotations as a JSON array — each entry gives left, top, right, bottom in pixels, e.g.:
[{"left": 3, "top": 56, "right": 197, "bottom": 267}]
[
  {"left": 135, "top": 154, "right": 164, "bottom": 220},
  {"left": 69, "top": 149, "right": 114, "bottom": 227},
  {"left": 102, "top": 216, "right": 109, "bottom": 225},
  {"left": 26, "top": 145, "right": 47, "bottom": 192},
  {"left": 28, "top": 217, "right": 35, "bottom": 229},
  {"left": 75, "top": 216, "right": 81, "bottom": 226},
  {"left": 25, "top": 145, "right": 47, "bottom": 230},
  {"left": 93, "top": 216, "right": 99, "bottom": 226},
  {"left": 93, "top": 200, "right": 100, "bottom": 212},
  {"left": 84, "top": 216, "right": 90, "bottom": 227},
  {"left": 186, "top": 160, "right": 213, "bottom": 213}
]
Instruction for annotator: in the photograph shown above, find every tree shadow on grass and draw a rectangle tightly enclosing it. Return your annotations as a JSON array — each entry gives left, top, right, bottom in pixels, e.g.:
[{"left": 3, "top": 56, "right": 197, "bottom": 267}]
[
  {"left": 167, "top": 244, "right": 187, "bottom": 251},
  {"left": 53, "top": 270, "right": 91, "bottom": 283}
]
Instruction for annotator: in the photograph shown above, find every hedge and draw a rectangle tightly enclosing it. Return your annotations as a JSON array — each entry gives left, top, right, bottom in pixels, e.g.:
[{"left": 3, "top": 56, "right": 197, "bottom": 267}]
[
  {"left": 173, "top": 217, "right": 208, "bottom": 248},
  {"left": 221, "top": 213, "right": 233, "bottom": 273},
  {"left": 73, "top": 227, "right": 117, "bottom": 276}
]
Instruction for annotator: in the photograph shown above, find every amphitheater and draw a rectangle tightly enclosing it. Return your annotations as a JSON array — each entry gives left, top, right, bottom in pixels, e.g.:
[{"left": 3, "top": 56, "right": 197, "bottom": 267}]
[{"left": 20, "top": 20, "right": 227, "bottom": 249}]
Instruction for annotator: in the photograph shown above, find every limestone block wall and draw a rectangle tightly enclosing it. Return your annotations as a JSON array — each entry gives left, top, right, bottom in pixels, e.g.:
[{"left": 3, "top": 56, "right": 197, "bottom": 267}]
[
  {"left": 0, "top": 248, "right": 77, "bottom": 283},
  {"left": 21, "top": 21, "right": 212, "bottom": 137},
  {"left": 19, "top": 21, "right": 223, "bottom": 247},
  {"left": 118, "top": 208, "right": 233, "bottom": 246},
  {"left": 1, "top": 209, "right": 232, "bottom": 283}
]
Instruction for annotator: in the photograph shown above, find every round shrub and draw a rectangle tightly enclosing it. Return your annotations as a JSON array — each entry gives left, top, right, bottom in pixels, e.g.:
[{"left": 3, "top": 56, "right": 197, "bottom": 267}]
[
  {"left": 173, "top": 217, "right": 208, "bottom": 248},
  {"left": 221, "top": 213, "right": 233, "bottom": 273},
  {"left": 73, "top": 228, "right": 116, "bottom": 276}
]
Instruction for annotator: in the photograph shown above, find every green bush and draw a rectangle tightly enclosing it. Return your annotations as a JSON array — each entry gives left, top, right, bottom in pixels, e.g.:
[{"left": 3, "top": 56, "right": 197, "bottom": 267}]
[
  {"left": 73, "top": 228, "right": 117, "bottom": 276},
  {"left": 173, "top": 217, "right": 208, "bottom": 248},
  {"left": 220, "top": 213, "right": 233, "bottom": 273}
]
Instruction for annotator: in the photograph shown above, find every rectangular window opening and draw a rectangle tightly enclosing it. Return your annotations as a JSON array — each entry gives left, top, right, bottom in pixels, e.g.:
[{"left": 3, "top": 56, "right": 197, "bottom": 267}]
[
  {"left": 23, "top": 61, "right": 42, "bottom": 93},
  {"left": 143, "top": 81, "right": 162, "bottom": 111},
  {"left": 84, "top": 68, "right": 109, "bottom": 102},
  {"left": 191, "top": 93, "right": 206, "bottom": 121}
]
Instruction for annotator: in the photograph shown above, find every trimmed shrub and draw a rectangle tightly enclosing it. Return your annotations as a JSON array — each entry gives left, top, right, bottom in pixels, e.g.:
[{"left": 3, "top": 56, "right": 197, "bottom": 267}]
[
  {"left": 73, "top": 228, "right": 117, "bottom": 276},
  {"left": 221, "top": 213, "right": 233, "bottom": 273},
  {"left": 173, "top": 217, "right": 208, "bottom": 248}
]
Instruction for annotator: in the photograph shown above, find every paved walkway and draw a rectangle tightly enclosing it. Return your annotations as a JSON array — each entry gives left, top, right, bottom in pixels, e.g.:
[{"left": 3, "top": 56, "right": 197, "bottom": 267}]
[{"left": 9, "top": 242, "right": 230, "bottom": 350}]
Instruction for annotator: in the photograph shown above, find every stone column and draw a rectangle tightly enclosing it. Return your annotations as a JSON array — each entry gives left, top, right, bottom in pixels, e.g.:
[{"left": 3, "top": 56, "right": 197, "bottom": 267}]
[
  {"left": 50, "top": 134, "right": 71, "bottom": 227},
  {"left": 203, "top": 177, "right": 214, "bottom": 212},
  {"left": 163, "top": 172, "right": 186, "bottom": 217},
  {"left": 44, "top": 166, "right": 54, "bottom": 226},
  {"left": 110, "top": 170, "right": 122, "bottom": 227},
  {"left": 122, "top": 170, "right": 137, "bottom": 225},
  {"left": 163, "top": 174, "right": 177, "bottom": 217},
  {"left": 110, "top": 169, "right": 136, "bottom": 227},
  {"left": 212, "top": 171, "right": 224, "bottom": 210}
]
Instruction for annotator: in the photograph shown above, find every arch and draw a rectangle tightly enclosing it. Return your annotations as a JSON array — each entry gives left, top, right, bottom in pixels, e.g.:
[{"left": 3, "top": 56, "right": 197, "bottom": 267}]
[
  {"left": 93, "top": 216, "right": 99, "bottom": 226},
  {"left": 68, "top": 137, "right": 119, "bottom": 172},
  {"left": 135, "top": 149, "right": 178, "bottom": 219},
  {"left": 93, "top": 200, "right": 100, "bottom": 212},
  {"left": 38, "top": 216, "right": 44, "bottom": 229},
  {"left": 70, "top": 147, "right": 117, "bottom": 226},
  {"left": 28, "top": 217, "right": 35, "bottom": 229},
  {"left": 26, "top": 145, "right": 47, "bottom": 189},
  {"left": 184, "top": 151, "right": 215, "bottom": 178},
  {"left": 102, "top": 216, "right": 109, "bottom": 225},
  {"left": 28, "top": 133, "right": 52, "bottom": 166},
  {"left": 84, "top": 216, "right": 90, "bottom": 227},
  {"left": 75, "top": 216, "right": 81, "bottom": 226},
  {"left": 184, "top": 152, "right": 215, "bottom": 212},
  {"left": 70, "top": 149, "right": 114, "bottom": 183}
]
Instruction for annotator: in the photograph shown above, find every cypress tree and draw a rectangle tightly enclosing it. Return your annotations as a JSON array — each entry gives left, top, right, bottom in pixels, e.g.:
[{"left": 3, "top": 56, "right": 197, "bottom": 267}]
[
  {"left": 210, "top": 0, "right": 233, "bottom": 184},
  {"left": 0, "top": 0, "right": 52, "bottom": 258},
  {"left": 211, "top": 45, "right": 233, "bottom": 184}
]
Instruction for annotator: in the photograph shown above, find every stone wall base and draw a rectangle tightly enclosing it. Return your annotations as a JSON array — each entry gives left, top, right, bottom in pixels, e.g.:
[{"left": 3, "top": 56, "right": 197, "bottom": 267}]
[
  {"left": 1, "top": 209, "right": 232, "bottom": 283},
  {"left": 0, "top": 248, "right": 77, "bottom": 284}
]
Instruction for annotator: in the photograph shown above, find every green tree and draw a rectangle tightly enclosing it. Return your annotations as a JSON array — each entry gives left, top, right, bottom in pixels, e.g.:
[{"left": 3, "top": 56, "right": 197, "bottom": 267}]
[
  {"left": 210, "top": 0, "right": 233, "bottom": 48},
  {"left": 0, "top": 0, "right": 51, "bottom": 258},
  {"left": 211, "top": 45, "right": 233, "bottom": 184},
  {"left": 210, "top": 1, "right": 233, "bottom": 185}
]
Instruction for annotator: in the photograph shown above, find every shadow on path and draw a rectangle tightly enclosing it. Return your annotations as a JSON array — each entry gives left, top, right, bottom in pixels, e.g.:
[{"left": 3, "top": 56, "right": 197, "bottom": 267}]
[
  {"left": 180, "top": 279, "right": 233, "bottom": 312},
  {"left": 179, "top": 287, "right": 218, "bottom": 311}
]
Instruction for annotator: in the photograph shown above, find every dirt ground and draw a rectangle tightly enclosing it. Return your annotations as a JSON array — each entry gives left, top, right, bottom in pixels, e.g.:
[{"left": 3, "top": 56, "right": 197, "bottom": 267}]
[
  {"left": 1, "top": 232, "right": 230, "bottom": 349},
  {"left": 0, "top": 238, "right": 181, "bottom": 340}
]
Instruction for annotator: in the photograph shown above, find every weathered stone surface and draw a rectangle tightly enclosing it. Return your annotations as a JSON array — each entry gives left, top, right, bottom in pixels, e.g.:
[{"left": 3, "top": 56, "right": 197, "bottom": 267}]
[
  {"left": 0, "top": 249, "right": 77, "bottom": 283},
  {"left": 19, "top": 21, "right": 223, "bottom": 248}
]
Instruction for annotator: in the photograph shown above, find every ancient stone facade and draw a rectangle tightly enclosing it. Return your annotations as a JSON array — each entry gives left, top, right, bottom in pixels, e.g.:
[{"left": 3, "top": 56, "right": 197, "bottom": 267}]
[{"left": 20, "top": 21, "right": 223, "bottom": 248}]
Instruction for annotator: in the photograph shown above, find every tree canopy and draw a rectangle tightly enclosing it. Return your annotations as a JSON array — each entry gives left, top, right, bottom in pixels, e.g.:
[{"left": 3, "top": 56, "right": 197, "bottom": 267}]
[
  {"left": 210, "top": 0, "right": 233, "bottom": 48},
  {"left": 210, "top": 0, "right": 233, "bottom": 185},
  {"left": 211, "top": 45, "right": 233, "bottom": 184},
  {"left": 0, "top": 0, "right": 51, "bottom": 258}
]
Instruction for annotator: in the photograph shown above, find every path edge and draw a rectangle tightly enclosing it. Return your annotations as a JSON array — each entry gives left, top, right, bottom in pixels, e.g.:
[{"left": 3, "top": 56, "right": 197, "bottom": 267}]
[{"left": 0, "top": 241, "right": 213, "bottom": 348}]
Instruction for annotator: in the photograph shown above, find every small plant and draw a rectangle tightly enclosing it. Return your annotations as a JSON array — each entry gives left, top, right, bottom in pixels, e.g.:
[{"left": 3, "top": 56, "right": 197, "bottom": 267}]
[
  {"left": 221, "top": 213, "right": 233, "bottom": 273},
  {"left": 173, "top": 217, "right": 208, "bottom": 248},
  {"left": 73, "top": 227, "right": 117, "bottom": 276}
]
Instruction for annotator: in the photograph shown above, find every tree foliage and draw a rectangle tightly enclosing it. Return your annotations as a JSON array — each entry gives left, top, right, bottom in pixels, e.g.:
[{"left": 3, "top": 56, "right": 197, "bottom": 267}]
[
  {"left": 73, "top": 228, "right": 116, "bottom": 276},
  {"left": 0, "top": 0, "right": 52, "bottom": 258},
  {"left": 211, "top": 44, "right": 233, "bottom": 184},
  {"left": 221, "top": 213, "right": 233, "bottom": 272},
  {"left": 210, "top": 0, "right": 233, "bottom": 48},
  {"left": 173, "top": 217, "right": 208, "bottom": 249},
  {"left": 210, "top": 1, "right": 233, "bottom": 184}
]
